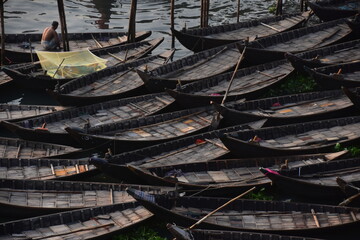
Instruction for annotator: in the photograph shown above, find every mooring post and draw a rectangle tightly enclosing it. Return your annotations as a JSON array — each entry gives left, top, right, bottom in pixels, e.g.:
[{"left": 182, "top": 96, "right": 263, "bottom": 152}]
[
  {"left": 237, "top": 0, "right": 240, "bottom": 23},
  {"left": 276, "top": 0, "right": 282, "bottom": 16},
  {"left": 205, "top": 0, "right": 209, "bottom": 28},
  {"left": 57, "top": 0, "right": 70, "bottom": 51},
  {"left": 0, "top": 0, "right": 5, "bottom": 65},
  {"left": 170, "top": 0, "right": 175, "bottom": 49},
  {"left": 300, "top": 0, "right": 304, "bottom": 12},
  {"left": 127, "top": 0, "right": 137, "bottom": 43}
]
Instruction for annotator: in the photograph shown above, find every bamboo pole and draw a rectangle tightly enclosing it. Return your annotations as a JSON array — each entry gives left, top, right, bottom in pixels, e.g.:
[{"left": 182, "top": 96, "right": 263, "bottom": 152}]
[
  {"left": 170, "top": 0, "right": 175, "bottom": 49},
  {"left": 0, "top": 0, "right": 5, "bottom": 65},
  {"left": 57, "top": 0, "right": 70, "bottom": 51},
  {"left": 237, "top": 0, "right": 240, "bottom": 23},
  {"left": 127, "top": 0, "right": 137, "bottom": 43},
  {"left": 188, "top": 187, "right": 256, "bottom": 230}
]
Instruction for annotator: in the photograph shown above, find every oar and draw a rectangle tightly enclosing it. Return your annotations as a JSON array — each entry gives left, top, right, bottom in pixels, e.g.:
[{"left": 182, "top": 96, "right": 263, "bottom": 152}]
[
  {"left": 188, "top": 186, "right": 255, "bottom": 230},
  {"left": 91, "top": 33, "right": 125, "bottom": 63},
  {"left": 209, "top": 46, "right": 246, "bottom": 130}
]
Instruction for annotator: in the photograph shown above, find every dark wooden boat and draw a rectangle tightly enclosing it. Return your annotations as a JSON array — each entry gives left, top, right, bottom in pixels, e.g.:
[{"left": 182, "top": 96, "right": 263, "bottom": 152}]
[
  {"left": 136, "top": 43, "right": 242, "bottom": 93},
  {"left": 167, "top": 224, "right": 323, "bottom": 240},
  {"left": 87, "top": 120, "right": 266, "bottom": 184},
  {"left": 236, "top": 18, "right": 354, "bottom": 66},
  {"left": 65, "top": 105, "right": 216, "bottom": 152},
  {"left": 213, "top": 89, "right": 358, "bottom": 127},
  {"left": 172, "top": 12, "right": 310, "bottom": 52},
  {"left": 2, "top": 37, "right": 164, "bottom": 90},
  {"left": 220, "top": 115, "right": 360, "bottom": 158},
  {"left": 0, "top": 62, "right": 35, "bottom": 89},
  {"left": 47, "top": 49, "right": 175, "bottom": 106},
  {"left": 285, "top": 39, "right": 360, "bottom": 74},
  {"left": 127, "top": 188, "right": 360, "bottom": 238},
  {"left": 337, "top": 177, "right": 360, "bottom": 206},
  {"left": 0, "top": 157, "right": 98, "bottom": 180},
  {"left": 0, "top": 137, "right": 83, "bottom": 159},
  {"left": 307, "top": 0, "right": 360, "bottom": 22},
  {"left": 0, "top": 178, "right": 172, "bottom": 218},
  {"left": 0, "top": 92, "right": 175, "bottom": 147},
  {"left": 0, "top": 201, "right": 153, "bottom": 240},
  {"left": 305, "top": 60, "right": 360, "bottom": 89},
  {"left": 126, "top": 151, "right": 347, "bottom": 196},
  {"left": 259, "top": 156, "right": 360, "bottom": 202},
  {"left": 166, "top": 59, "right": 293, "bottom": 108},
  {"left": 2, "top": 30, "right": 151, "bottom": 63},
  {"left": 0, "top": 104, "right": 68, "bottom": 122}
]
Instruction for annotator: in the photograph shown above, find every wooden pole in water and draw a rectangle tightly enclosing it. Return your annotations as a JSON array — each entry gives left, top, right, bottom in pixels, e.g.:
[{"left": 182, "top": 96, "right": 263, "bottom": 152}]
[
  {"left": 276, "top": 0, "right": 282, "bottom": 16},
  {"left": 237, "top": 0, "right": 240, "bottom": 23},
  {"left": 0, "top": 0, "right": 6, "bottom": 65},
  {"left": 205, "top": 0, "right": 209, "bottom": 28},
  {"left": 170, "top": 0, "right": 175, "bottom": 49},
  {"left": 57, "top": 0, "right": 70, "bottom": 51},
  {"left": 127, "top": 0, "right": 137, "bottom": 43},
  {"left": 200, "top": 0, "right": 204, "bottom": 28}
]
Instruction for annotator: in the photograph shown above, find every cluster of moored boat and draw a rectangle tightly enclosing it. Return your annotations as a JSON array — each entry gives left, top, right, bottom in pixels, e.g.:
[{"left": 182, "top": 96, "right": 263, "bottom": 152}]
[{"left": 1, "top": 0, "right": 360, "bottom": 239}]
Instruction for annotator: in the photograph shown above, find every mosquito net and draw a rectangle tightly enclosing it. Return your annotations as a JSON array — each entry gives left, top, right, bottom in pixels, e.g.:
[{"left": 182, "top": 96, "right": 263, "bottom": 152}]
[{"left": 36, "top": 49, "right": 108, "bottom": 79}]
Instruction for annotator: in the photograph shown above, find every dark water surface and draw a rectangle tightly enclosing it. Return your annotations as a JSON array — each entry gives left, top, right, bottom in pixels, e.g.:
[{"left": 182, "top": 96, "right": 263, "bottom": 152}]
[{"left": 1, "top": 0, "right": 300, "bottom": 104}]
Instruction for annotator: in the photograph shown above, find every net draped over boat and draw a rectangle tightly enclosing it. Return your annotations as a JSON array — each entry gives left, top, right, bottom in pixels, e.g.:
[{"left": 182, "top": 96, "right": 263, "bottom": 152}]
[{"left": 36, "top": 49, "right": 108, "bottom": 79}]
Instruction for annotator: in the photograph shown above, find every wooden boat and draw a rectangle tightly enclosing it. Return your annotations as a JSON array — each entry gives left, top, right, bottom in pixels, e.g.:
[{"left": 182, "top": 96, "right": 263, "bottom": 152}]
[
  {"left": 0, "top": 157, "right": 98, "bottom": 180},
  {"left": 213, "top": 89, "right": 359, "bottom": 127},
  {"left": 337, "top": 177, "right": 360, "bottom": 206},
  {"left": 285, "top": 39, "right": 360, "bottom": 74},
  {"left": 172, "top": 12, "right": 310, "bottom": 52},
  {"left": 166, "top": 59, "right": 293, "bottom": 108},
  {"left": 2, "top": 30, "right": 151, "bottom": 63},
  {"left": 64, "top": 105, "right": 217, "bottom": 153},
  {"left": 127, "top": 188, "right": 360, "bottom": 238},
  {"left": 307, "top": 0, "right": 360, "bottom": 22},
  {"left": 0, "top": 137, "right": 82, "bottom": 159},
  {"left": 259, "top": 157, "right": 360, "bottom": 202},
  {"left": 2, "top": 37, "right": 164, "bottom": 90},
  {"left": 0, "top": 178, "right": 172, "bottom": 218},
  {"left": 0, "top": 92, "right": 176, "bottom": 147},
  {"left": 220, "top": 115, "right": 360, "bottom": 158},
  {"left": 167, "top": 224, "right": 323, "bottom": 240},
  {"left": 136, "top": 42, "right": 242, "bottom": 93},
  {"left": 47, "top": 49, "right": 175, "bottom": 106},
  {"left": 88, "top": 120, "right": 266, "bottom": 184},
  {"left": 236, "top": 18, "right": 354, "bottom": 66},
  {"left": 0, "top": 201, "right": 153, "bottom": 240},
  {"left": 305, "top": 60, "right": 360, "bottom": 89},
  {"left": 0, "top": 62, "right": 35, "bottom": 89},
  {"left": 126, "top": 151, "right": 347, "bottom": 196},
  {"left": 0, "top": 104, "right": 68, "bottom": 122}
]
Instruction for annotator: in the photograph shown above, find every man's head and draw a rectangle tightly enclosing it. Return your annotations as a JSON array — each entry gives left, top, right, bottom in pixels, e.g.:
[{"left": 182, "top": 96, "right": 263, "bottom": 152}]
[{"left": 52, "top": 21, "right": 59, "bottom": 29}]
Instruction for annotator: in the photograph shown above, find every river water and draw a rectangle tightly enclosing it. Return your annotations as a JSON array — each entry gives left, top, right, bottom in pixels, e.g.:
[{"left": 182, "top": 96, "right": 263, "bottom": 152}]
[{"left": 1, "top": 0, "right": 300, "bottom": 104}]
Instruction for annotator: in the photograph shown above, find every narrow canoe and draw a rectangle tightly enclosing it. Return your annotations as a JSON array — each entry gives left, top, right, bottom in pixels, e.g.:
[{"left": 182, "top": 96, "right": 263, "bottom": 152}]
[
  {"left": 236, "top": 18, "right": 355, "bottom": 66},
  {"left": 259, "top": 156, "right": 360, "bottom": 202},
  {"left": 127, "top": 151, "right": 347, "bottom": 196},
  {"left": 2, "top": 30, "right": 151, "bottom": 63},
  {"left": 285, "top": 39, "right": 360, "bottom": 74},
  {"left": 0, "top": 92, "right": 175, "bottom": 147},
  {"left": 47, "top": 49, "right": 175, "bottom": 106},
  {"left": 0, "top": 137, "right": 81, "bottom": 159},
  {"left": 305, "top": 60, "right": 360, "bottom": 89},
  {"left": 213, "top": 89, "right": 358, "bottom": 127},
  {"left": 128, "top": 188, "right": 360, "bottom": 237},
  {"left": 0, "top": 157, "right": 98, "bottom": 181},
  {"left": 0, "top": 201, "right": 153, "bottom": 240},
  {"left": 0, "top": 104, "right": 68, "bottom": 122},
  {"left": 88, "top": 120, "right": 267, "bottom": 184},
  {"left": 307, "top": 0, "right": 360, "bottom": 22},
  {"left": 2, "top": 37, "right": 164, "bottom": 90},
  {"left": 136, "top": 42, "right": 242, "bottom": 93},
  {"left": 0, "top": 178, "right": 172, "bottom": 218},
  {"left": 65, "top": 105, "right": 216, "bottom": 152},
  {"left": 166, "top": 59, "right": 293, "bottom": 108},
  {"left": 220, "top": 115, "right": 360, "bottom": 158}
]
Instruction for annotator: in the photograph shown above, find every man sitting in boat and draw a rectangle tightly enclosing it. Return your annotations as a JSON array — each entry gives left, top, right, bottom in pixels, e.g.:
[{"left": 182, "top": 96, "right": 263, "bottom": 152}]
[{"left": 41, "top": 21, "right": 61, "bottom": 50}]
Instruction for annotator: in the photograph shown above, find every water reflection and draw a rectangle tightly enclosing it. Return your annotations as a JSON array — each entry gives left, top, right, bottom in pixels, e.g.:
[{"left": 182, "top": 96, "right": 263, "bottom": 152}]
[{"left": 90, "top": 0, "right": 117, "bottom": 29}]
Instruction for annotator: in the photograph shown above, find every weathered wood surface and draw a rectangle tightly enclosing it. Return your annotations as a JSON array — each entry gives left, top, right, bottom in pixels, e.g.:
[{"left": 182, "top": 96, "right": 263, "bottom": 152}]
[
  {"left": 0, "top": 158, "right": 96, "bottom": 180},
  {"left": 128, "top": 189, "right": 360, "bottom": 235},
  {"left": 308, "top": 0, "right": 360, "bottom": 21},
  {"left": 0, "top": 137, "right": 80, "bottom": 159},
  {"left": 0, "top": 202, "right": 153, "bottom": 240},
  {"left": 0, "top": 104, "right": 67, "bottom": 122}
]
